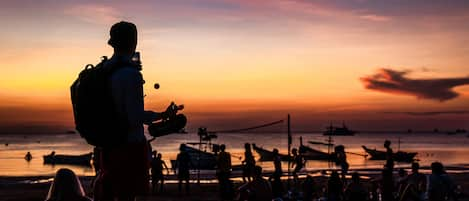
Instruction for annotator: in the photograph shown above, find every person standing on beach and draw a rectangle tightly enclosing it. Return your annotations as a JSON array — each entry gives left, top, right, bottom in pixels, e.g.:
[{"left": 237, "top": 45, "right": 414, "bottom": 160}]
[
  {"left": 151, "top": 152, "right": 168, "bottom": 194},
  {"left": 291, "top": 148, "right": 304, "bottom": 186},
  {"left": 269, "top": 148, "right": 283, "bottom": 198},
  {"left": 335, "top": 145, "right": 349, "bottom": 181},
  {"left": 242, "top": 143, "right": 256, "bottom": 182},
  {"left": 384, "top": 140, "right": 394, "bottom": 171},
  {"left": 176, "top": 144, "right": 191, "bottom": 194},
  {"left": 216, "top": 144, "right": 232, "bottom": 200},
  {"left": 96, "top": 21, "right": 172, "bottom": 201}
]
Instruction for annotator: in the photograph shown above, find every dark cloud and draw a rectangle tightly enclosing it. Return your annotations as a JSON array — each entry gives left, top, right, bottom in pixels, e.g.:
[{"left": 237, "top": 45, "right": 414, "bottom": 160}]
[
  {"left": 360, "top": 68, "right": 469, "bottom": 101},
  {"left": 382, "top": 110, "right": 469, "bottom": 116}
]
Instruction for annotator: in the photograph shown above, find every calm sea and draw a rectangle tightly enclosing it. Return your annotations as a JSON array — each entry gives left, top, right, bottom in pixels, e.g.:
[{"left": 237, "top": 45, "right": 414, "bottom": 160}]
[{"left": 0, "top": 132, "right": 468, "bottom": 177}]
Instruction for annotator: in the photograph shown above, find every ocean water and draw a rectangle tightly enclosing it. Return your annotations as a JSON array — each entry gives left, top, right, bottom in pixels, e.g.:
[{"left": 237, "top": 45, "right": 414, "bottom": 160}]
[{"left": 0, "top": 132, "right": 468, "bottom": 176}]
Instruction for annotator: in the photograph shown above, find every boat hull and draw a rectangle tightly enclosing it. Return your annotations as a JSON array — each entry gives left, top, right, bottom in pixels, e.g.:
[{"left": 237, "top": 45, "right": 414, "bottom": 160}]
[
  {"left": 299, "top": 145, "right": 336, "bottom": 161},
  {"left": 362, "top": 146, "right": 416, "bottom": 162},
  {"left": 252, "top": 144, "right": 292, "bottom": 161},
  {"left": 170, "top": 144, "right": 243, "bottom": 170},
  {"left": 43, "top": 153, "right": 92, "bottom": 166}
]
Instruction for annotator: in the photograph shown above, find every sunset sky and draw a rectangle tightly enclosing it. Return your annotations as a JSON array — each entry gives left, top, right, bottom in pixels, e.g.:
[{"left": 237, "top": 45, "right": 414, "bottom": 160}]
[{"left": 0, "top": 0, "right": 468, "bottom": 133}]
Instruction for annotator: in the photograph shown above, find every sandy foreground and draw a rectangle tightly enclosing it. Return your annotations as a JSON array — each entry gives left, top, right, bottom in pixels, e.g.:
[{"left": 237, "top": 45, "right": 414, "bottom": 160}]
[{"left": 1, "top": 172, "right": 469, "bottom": 201}]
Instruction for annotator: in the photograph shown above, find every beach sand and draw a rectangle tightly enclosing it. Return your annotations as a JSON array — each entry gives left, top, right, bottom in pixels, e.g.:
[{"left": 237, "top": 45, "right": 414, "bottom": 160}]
[{"left": 1, "top": 173, "right": 469, "bottom": 201}]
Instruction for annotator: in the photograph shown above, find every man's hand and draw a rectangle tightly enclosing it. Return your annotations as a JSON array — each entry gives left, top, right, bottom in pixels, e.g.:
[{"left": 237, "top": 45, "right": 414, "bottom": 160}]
[{"left": 163, "top": 102, "right": 184, "bottom": 119}]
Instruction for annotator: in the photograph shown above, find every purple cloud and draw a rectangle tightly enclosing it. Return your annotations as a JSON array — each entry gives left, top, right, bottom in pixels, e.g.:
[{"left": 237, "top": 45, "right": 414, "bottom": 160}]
[{"left": 360, "top": 68, "right": 469, "bottom": 102}]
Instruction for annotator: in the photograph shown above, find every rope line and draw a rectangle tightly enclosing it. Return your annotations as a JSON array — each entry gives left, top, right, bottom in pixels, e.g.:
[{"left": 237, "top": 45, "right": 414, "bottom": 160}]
[{"left": 212, "top": 119, "right": 284, "bottom": 133}]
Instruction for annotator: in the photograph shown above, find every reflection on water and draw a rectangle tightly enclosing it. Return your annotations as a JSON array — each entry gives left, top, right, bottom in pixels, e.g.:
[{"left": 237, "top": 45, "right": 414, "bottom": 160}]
[{"left": 0, "top": 132, "right": 469, "bottom": 176}]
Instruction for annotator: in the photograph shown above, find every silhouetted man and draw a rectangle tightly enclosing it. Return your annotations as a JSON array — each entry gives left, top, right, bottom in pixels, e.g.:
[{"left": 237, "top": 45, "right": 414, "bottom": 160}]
[
  {"left": 269, "top": 148, "right": 283, "bottom": 198},
  {"left": 384, "top": 140, "right": 394, "bottom": 171},
  {"left": 176, "top": 144, "right": 191, "bottom": 194},
  {"left": 151, "top": 152, "right": 168, "bottom": 194},
  {"left": 98, "top": 21, "right": 168, "bottom": 201},
  {"left": 291, "top": 148, "right": 304, "bottom": 186},
  {"left": 216, "top": 144, "right": 232, "bottom": 200}
]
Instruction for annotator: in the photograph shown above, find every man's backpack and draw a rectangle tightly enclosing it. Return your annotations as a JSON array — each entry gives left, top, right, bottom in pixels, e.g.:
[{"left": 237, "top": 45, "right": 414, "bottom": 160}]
[{"left": 70, "top": 56, "right": 130, "bottom": 147}]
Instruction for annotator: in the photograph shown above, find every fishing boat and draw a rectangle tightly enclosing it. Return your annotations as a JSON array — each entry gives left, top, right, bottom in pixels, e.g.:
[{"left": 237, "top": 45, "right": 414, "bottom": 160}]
[
  {"left": 362, "top": 146, "right": 417, "bottom": 162},
  {"left": 170, "top": 143, "right": 218, "bottom": 170},
  {"left": 170, "top": 143, "right": 244, "bottom": 170},
  {"left": 252, "top": 144, "right": 292, "bottom": 161},
  {"left": 252, "top": 142, "right": 336, "bottom": 161},
  {"left": 323, "top": 123, "right": 356, "bottom": 136},
  {"left": 43, "top": 152, "right": 92, "bottom": 166},
  {"left": 299, "top": 145, "right": 335, "bottom": 161}
]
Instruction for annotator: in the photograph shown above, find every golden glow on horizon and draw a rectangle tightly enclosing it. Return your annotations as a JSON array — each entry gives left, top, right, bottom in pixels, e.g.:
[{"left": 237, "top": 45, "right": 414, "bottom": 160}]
[{"left": 0, "top": 1, "right": 468, "bottom": 131}]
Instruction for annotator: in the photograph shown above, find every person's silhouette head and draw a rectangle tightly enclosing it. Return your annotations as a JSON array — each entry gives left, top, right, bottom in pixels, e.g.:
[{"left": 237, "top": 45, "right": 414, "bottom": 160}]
[
  {"left": 431, "top": 162, "right": 444, "bottom": 175},
  {"left": 292, "top": 148, "right": 298, "bottom": 155},
  {"left": 220, "top": 144, "right": 226, "bottom": 152},
  {"left": 157, "top": 153, "right": 162, "bottom": 159},
  {"left": 46, "top": 168, "right": 88, "bottom": 201},
  {"left": 152, "top": 151, "right": 157, "bottom": 158},
  {"left": 273, "top": 148, "right": 279, "bottom": 155},
  {"left": 384, "top": 140, "right": 391, "bottom": 148},
  {"left": 254, "top": 166, "right": 263, "bottom": 179},
  {"left": 108, "top": 21, "right": 137, "bottom": 56},
  {"left": 180, "top": 144, "right": 186, "bottom": 152}
]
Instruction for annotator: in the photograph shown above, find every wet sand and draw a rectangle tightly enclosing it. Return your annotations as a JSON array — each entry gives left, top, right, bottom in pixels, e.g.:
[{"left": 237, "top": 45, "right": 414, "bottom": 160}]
[{"left": 1, "top": 172, "right": 469, "bottom": 201}]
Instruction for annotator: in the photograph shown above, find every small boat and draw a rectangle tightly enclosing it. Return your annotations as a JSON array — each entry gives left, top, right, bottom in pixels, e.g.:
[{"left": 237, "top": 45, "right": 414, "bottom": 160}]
[
  {"left": 362, "top": 146, "right": 416, "bottom": 162},
  {"left": 170, "top": 143, "right": 244, "bottom": 170},
  {"left": 252, "top": 144, "right": 292, "bottom": 161},
  {"left": 323, "top": 123, "right": 356, "bottom": 136},
  {"left": 43, "top": 152, "right": 92, "bottom": 166},
  {"left": 299, "top": 145, "right": 335, "bottom": 161},
  {"left": 170, "top": 143, "right": 218, "bottom": 170}
]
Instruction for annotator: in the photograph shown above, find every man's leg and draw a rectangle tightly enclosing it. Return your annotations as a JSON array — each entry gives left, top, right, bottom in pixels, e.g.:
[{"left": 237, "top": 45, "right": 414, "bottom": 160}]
[
  {"left": 178, "top": 178, "right": 182, "bottom": 193},
  {"left": 159, "top": 177, "right": 164, "bottom": 193},
  {"left": 185, "top": 177, "right": 190, "bottom": 194}
]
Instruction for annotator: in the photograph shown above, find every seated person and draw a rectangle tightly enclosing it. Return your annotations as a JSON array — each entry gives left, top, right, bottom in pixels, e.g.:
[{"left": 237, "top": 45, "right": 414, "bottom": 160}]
[
  {"left": 238, "top": 166, "right": 272, "bottom": 201},
  {"left": 45, "top": 168, "right": 92, "bottom": 201}
]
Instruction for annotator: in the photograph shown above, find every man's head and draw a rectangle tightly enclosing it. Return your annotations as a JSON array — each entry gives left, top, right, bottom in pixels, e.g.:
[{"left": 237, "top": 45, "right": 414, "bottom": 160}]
[
  {"left": 152, "top": 151, "right": 157, "bottom": 157},
  {"left": 431, "top": 162, "right": 444, "bottom": 175},
  {"left": 292, "top": 148, "right": 298, "bottom": 155},
  {"left": 157, "top": 153, "right": 162, "bottom": 159},
  {"left": 254, "top": 166, "right": 263, "bottom": 178},
  {"left": 220, "top": 144, "right": 226, "bottom": 152},
  {"left": 108, "top": 21, "right": 137, "bottom": 55},
  {"left": 180, "top": 144, "right": 186, "bottom": 152},
  {"left": 273, "top": 148, "right": 279, "bottom": 155},
  {"left": 384, "top": 140, "right": 391, "bottom": 148}
]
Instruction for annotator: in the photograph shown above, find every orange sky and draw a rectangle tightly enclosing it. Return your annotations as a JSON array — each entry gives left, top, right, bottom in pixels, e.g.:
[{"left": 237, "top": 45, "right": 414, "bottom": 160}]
[{"left": 0, "top": 0, "right": 468, "bottom": 133}]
